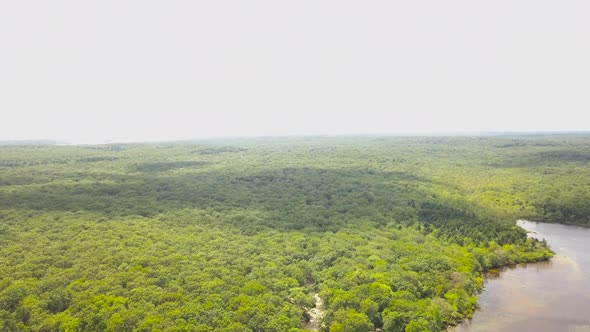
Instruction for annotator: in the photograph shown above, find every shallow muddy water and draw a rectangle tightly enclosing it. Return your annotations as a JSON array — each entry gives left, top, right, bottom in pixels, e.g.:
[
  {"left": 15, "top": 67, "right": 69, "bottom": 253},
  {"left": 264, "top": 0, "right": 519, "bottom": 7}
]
[{"left": 457, "top": 220, "right": 590, "bottom": 332}]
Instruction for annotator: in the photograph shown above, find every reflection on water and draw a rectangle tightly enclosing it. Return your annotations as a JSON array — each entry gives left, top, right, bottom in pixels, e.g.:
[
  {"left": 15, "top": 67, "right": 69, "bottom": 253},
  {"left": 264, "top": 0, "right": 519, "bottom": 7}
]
[{"left": 456, "top": 220, "right": 590, "bottom": 332}]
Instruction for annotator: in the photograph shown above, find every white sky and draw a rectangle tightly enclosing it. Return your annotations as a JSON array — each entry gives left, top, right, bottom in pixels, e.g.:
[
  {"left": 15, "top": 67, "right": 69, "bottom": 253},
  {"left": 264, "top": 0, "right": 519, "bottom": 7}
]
[{"left": 1, "top": 1, "right": 589, "bottom": 143}]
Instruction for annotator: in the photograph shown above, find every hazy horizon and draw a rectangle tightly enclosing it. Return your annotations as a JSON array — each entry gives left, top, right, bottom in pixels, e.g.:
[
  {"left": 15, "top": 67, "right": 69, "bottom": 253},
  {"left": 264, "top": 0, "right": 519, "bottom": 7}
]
[
  {"left": 4, "top": 130, "right": 590, "bottom": 146},
  {"left": 2, "top": 0, "right": 589, "bottom": 143}
]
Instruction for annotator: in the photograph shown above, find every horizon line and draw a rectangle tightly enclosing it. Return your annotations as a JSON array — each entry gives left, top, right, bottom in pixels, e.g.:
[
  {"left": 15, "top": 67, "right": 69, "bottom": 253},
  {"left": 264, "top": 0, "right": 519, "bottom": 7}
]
[{"left": 2, "top": 130, "right": 590, "bottom": 146}]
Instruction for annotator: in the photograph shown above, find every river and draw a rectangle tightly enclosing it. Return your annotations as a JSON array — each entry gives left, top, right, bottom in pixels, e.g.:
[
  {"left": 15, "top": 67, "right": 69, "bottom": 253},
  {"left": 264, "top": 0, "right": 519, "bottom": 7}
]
[{"left": 456, "top": 220, "right": 590, "bottom": 331}]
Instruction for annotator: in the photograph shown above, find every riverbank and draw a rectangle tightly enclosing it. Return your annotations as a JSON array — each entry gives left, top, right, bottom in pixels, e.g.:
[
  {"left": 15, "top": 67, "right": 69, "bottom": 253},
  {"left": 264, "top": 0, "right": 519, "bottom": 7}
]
[{"left": 454, "top": 220, "right": 590, "bottom": 331}]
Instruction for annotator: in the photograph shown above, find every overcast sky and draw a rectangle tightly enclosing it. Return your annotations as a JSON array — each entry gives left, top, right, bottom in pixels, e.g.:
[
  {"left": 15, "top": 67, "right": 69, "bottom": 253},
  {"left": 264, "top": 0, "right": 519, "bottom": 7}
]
[{"left": 1, "top": 1, "right": 589, "bottom": 143}]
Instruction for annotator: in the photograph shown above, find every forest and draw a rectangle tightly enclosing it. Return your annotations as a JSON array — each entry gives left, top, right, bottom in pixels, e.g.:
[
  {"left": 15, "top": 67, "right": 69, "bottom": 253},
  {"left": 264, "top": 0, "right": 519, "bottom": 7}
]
[{"left": 2, "top": 134, "right": 589, "bottom": 331}]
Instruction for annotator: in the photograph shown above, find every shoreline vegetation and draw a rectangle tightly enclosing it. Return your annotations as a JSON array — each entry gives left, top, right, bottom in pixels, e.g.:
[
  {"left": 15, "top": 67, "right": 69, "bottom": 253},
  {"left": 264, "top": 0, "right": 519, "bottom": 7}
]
[
  {"left": 448, "top": 219, "right": 555, "bottom": 331},
  {"left": 0, "top": 135, "right": 585, "bottom": 331}
]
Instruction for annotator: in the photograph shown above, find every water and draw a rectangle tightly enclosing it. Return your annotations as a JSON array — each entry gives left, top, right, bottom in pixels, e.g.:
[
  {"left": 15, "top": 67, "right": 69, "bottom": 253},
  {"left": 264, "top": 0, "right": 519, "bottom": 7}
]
[{"left": 457, "top": 220, "right": 590, "bottom": 332}]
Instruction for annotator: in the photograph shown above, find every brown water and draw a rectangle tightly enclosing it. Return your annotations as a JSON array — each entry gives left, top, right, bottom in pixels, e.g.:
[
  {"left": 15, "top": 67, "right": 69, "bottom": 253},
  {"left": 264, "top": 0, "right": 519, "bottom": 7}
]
[{"left": 456, "top": 220, "right": 590, "bottom": 332}]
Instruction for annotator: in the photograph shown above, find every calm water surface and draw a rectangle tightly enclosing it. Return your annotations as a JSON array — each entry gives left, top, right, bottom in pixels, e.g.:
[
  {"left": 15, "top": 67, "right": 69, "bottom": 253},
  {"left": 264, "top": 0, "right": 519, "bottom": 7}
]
[{"left": 457, "top": 220, "right": 590, "bottom": 332}]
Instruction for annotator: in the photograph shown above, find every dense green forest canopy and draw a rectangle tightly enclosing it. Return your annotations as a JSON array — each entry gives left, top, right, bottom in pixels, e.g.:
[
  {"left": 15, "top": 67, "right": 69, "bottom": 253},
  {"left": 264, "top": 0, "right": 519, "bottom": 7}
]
[{"left": 3, "top": 134, "right": 588, "bottom": 331}]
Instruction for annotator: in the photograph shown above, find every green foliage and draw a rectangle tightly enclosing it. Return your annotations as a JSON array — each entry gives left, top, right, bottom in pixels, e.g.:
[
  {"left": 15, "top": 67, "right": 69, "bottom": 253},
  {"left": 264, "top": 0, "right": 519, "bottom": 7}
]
[{"left": 0, "top": 135, "right": 576, "bottom": 331}]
